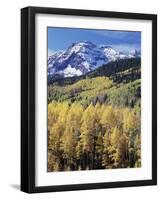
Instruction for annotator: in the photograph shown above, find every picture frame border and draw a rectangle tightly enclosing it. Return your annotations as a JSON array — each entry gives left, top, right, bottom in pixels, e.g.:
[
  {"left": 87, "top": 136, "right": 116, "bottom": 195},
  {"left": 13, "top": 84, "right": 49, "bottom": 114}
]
[{"left": 21, "top": 6, "right": 157, "bottom": 193}]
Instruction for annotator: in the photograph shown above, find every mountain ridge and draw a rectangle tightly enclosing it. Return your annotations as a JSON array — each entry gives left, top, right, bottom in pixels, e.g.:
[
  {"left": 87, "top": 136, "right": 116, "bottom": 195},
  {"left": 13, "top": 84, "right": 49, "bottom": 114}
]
[{"left": 48, "top": 41, "right": 140, "bottom": 78}]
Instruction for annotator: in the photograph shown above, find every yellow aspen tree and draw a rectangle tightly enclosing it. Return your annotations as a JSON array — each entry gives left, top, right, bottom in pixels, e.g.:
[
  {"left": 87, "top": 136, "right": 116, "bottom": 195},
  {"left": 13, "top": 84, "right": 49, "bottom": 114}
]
[
  {"left": 134, "top": 134, "right": 141, "bottom": 167},
  {"left": 61, "top": 103, "right": 83, "bottom": 170},
  {"left": 48, "top": 119, "right": 65, "bottom": 171},
  {"left": 102, "top": 130, "right": 113, "bottom": 169},
  {"left": 79, "top": 104, "right": 99, "bottom": 169},
  {"left": 123, "top": 109, "right": 140, "bottom": 167},
  {"left": 100, "top": 105, "right": 117, "bottom": 132}
]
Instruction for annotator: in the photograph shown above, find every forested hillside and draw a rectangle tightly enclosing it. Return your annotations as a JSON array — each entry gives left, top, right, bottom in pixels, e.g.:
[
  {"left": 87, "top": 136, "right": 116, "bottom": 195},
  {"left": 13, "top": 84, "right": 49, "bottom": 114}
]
[
  {"left": 47, "top": 57, "right": 141, "bottom": 171},
  {"left": 48, "top": 58, "right": 141, "bottom": 108}
]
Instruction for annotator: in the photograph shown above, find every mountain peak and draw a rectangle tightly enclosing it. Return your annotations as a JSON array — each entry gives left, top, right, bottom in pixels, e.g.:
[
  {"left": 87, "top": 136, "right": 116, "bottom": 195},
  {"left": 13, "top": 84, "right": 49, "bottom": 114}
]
[
  {"left": 99, "top": 45, "right": 113, "bottom": 49},
  {"left": 68, "top": 41, "right": 96, "bottom": 49},
  {"left": 48, "top": 41, "right": 140, "bottom": 78}
]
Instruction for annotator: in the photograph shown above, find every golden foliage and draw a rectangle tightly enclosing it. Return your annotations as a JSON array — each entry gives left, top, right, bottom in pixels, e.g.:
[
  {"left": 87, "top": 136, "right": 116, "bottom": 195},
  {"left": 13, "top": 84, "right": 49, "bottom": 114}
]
[{"left": 48, "top": 102, "right": 141, "bottom": 171}]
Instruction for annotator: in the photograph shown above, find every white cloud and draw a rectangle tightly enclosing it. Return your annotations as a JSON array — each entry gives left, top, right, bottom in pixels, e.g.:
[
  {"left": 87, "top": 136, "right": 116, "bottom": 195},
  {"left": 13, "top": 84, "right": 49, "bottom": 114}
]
[
  {"left": 95, "top": 30, "right": 140, "bottom": 40},
  {"left": 111, "top": 44, "right": 140, "bottom": 53}
]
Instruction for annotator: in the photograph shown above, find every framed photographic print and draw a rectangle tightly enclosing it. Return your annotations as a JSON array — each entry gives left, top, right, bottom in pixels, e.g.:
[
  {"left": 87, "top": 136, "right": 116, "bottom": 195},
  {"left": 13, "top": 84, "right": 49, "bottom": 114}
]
[{"left": 21, "top": 6, "right": 157, "bottom": 193}]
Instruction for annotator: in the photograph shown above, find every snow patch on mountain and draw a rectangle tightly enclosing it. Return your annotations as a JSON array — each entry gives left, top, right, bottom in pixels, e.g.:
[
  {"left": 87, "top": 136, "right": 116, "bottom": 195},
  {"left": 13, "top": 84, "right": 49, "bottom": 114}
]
[{"left": 60, "top": 64, "right": 83, "bottom": 77}]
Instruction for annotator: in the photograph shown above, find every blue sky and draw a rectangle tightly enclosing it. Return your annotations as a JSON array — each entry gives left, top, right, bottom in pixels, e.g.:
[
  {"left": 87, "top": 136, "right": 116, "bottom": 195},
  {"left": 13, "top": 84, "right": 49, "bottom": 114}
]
[{"left": 48, "top": 27, "right": 141, "bottom": 55}]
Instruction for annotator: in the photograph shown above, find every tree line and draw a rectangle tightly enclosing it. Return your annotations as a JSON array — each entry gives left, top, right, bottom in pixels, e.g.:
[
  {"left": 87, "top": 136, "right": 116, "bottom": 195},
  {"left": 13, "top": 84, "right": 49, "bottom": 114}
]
[
  {"left": 48, "top": 58, "right": 141, "bottom": 85},
  {"left": 48, "top": 102, "right": 141, "bottom": 172}
]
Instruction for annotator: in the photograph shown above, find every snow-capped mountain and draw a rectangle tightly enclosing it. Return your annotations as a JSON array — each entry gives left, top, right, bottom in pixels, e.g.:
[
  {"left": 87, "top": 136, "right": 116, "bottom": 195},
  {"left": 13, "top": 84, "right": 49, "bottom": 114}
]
[{"left": 48, "top": 41, "right": 140, "bottom": 78}]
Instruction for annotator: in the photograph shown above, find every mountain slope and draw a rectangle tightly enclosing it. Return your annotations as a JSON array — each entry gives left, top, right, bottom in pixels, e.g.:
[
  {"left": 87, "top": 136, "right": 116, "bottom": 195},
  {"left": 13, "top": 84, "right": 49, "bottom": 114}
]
[
  {"left": 48, "top": 57, "right": 141, "bottom": 85},
  {"left": 48, "top": 41, "right": 140, "bottom": 78},
  {"left": 48, "top": 57, "right": 141, "bottom": 108},
  {"left": 48, "top": 76, "right": 141, "bottom": 108}
]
